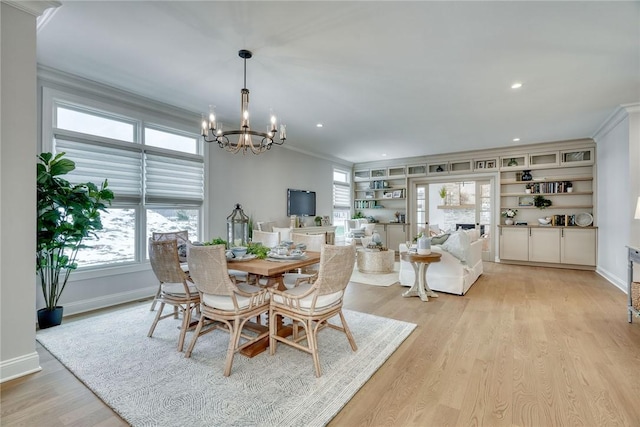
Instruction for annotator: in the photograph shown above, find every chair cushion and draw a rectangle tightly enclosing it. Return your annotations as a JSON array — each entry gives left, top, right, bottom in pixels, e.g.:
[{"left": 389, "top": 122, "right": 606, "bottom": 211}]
[
  {"left": 162, "top": 282, "right": 197, "bottom": 295},
  {"left": 202, "top": 283, "right": 267, "bottom": 310},
  {"left": 272, "top": 283, "right": 342, "bottom": 310},
  {"left": 282, "top": 273, "right": 314, "bottom": 289},
  {"left": 228, "top": 269, "right": 249, "bottom": 281}
]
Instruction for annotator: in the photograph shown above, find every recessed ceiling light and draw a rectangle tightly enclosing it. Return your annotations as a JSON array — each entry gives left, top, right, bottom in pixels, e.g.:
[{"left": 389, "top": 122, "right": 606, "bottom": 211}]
[
  {"left": 381, "top": 153, "right": 387, "bottom": 157},
  {"left": 316, "top": 123, "right": 323, "bottom": 128},
  {"left": 513, "top": 138, "right": 520, "bottom": 142},
  {"left": 511, "top": 82, "right": 523, "bottom": 89}
]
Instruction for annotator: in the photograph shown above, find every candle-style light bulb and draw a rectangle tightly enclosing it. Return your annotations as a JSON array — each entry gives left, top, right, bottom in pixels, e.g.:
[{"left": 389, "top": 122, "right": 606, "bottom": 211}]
[
  {"left": 201, "top": 114, "right": 207, "bottom": 136},
  {"left": 280, "top": 124, "right": 287, "bottom": 140},
  {"left": 208, "top": 105, "right": 216, "bottom": 130}
]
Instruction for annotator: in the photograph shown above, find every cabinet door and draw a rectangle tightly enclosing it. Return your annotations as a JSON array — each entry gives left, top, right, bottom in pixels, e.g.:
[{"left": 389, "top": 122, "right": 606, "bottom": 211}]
[
  {"left": 500, "top": 227, "right": 529, "bottom": 261},
  {"left": 529, "top": 228, "right": 561, "bottom": 263},
  {"left": 386, "top": 224, "right": 406, "bottom": 252},
  {"left": 561, "top": 228, "right": 596, "bottom": 266}
]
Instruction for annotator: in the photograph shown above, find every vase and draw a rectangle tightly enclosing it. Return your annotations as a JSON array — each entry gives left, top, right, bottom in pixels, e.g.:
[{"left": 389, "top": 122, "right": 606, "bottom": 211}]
[
  {"left": 417, "top": 235, "right": 431, "bottom": 255},
  {"left": 508, "top": 158, "right": 518, "bottom": 166},
  {"left": 521, "top": 170, "right": 533, "bottom": 181},
  {"left": 505, "top": 219, "right": 514, "bottom": 225},
  {"left": 37, "top": 306, "right": 63, "bottom": 329}
]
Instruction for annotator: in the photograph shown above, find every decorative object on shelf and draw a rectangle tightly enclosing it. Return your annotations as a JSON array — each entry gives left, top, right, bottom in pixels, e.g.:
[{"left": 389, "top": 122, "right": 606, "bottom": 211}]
[
  {"left": 352, "top": 211, "right": 365, "bottom": 219},
  {"left": 227, "top": 203, "right": 249, "bottom": 246},
  {"left": 518, "top": 196, "right": 534, "bottom": 206},
  {"left": 538, "top": 217, "right": 552, "bottom": 225},
  {"left": 501, "top": 208, "right": 517, "bottom": 226},
  {"left": 436, "top": 165, "right": 444, "bottom": 172},
  {"left": 508, "top": 158, "right": 518, "bottom": 166},
  {"left": 37, "top": 152, "right": 114, "bottom": 328},
  {"left": 534, "top": 195, "right": 552, "bottom": 209},
  {"left": 575, "top": 212, "right": 594, "bottom": 227},
  {"left": 521, "top": 170, "right": 533, "bottom": 181},
  {"left": 439, "top": 186, "right": 447, "bottom": 204},
  {"left": 486, "top": 160, "right": 496, "bottom": 169},
  {"left": 392, "top": 190, "right": 402, "bottom": 198},
  {"left": 566, "top": 182, "right": 573, "bottom": 193},
  {"left": 322, "top": 216, "right": 331, "bottom": 226},
  {"left": 314, "top": 216, "right": 323, "bottom": 226},
  {"left": 525, "top": 183, "right": 532, "bottom": 194},
  {"left": 201, "top": 50, "right": 286, "bottom": 155},
  {"left": 417, "top": 234, "right": 431, "bottom": 255}
]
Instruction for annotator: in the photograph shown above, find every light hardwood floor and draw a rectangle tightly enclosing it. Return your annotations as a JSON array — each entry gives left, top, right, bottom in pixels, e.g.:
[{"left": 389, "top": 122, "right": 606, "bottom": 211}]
[{"left": 2, "top": 262, "right": 640, "bottom": 426}]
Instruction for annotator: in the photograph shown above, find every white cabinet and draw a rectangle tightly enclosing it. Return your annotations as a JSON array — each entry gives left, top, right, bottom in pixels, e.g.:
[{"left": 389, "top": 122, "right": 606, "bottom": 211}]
[
  {"left": 561, "top": 228, "right": 596, "bottom": 266},
  {"left": 529, "top": 228, "right": 560, "bottom": 263},
  {"left": 500, "top": 226, "right": 596, "bottom": 266},
  {"left": 386, "top": 224, "right": 407, "bottom": 252},
  {"left": 499, "top": 227, "right": 529, "bottom": 261}
]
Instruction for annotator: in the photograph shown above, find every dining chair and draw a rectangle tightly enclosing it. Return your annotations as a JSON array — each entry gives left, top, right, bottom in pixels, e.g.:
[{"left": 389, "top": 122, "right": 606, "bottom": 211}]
[
  {"left": 251, "top": 230, "right": 280, "bottom": 248},
  {"left": 147, "top": 238, "right": 200, "bottom": 352},
  {"left": 282, "top": 233, "right": 326, "bottom": 288},
  {"left": 185, "top": 244, "right": 270, "bottom": 376},
  {"left": 150, "top": 230, "right": 190, "bottom": 311},
  {"left": 268, "top": 244, "right": 357, "bottom": 377}
]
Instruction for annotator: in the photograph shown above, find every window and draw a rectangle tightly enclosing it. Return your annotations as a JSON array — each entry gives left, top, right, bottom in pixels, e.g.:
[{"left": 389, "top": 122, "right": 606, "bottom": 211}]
[
  {"left": 43, "top": 87, "right": 204, "bottom": 271},
  {"left": 332, "top": 168, "right": 351, "bottom": 238}
]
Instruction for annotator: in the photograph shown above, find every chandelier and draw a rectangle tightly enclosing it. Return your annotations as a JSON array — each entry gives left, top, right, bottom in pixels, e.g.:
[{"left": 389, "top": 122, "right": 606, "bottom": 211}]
[{"left": 201, "top": 49, "right": 286, "bottom": 155}]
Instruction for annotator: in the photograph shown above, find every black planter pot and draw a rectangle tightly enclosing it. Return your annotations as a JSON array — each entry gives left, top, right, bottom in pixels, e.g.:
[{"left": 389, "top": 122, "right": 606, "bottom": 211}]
[{"left": 37, "top": 306, "right": 63, "bottom": 329}]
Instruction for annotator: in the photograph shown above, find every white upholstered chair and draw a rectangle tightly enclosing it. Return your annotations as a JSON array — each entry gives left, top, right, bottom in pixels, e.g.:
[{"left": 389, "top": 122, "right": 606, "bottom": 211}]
[
  {"left": 268, "top": 244, "right": 357, "bottom": 377},
  {"left": 251, "top": 230, "right": 280, "bottom": 248},
  {"left": 185, "top": 244, "right": 270, "bottom": 376}
]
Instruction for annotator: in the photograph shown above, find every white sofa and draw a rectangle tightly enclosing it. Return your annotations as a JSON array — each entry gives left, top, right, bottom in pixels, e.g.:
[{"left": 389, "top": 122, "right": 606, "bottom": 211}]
[{"left": 399, "top": 229, "right": 483, "bottom": 295}]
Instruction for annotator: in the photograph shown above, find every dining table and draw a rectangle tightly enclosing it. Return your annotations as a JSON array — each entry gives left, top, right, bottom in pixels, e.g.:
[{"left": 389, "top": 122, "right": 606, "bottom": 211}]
[
  {"left": 225, "top": 250, "right": 321, "bottom": 357},
  {"left": 227, "top": 250, "right": 321, "bottom": 291}
]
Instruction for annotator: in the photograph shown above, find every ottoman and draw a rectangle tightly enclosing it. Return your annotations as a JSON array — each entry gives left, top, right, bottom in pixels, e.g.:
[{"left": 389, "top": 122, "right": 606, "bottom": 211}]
[{"left": 357, "top": 249, "right": 395, "bottom": 274}]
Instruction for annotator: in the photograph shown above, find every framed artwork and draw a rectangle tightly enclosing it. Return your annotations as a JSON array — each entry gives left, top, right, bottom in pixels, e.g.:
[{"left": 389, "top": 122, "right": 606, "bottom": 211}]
[
  {"left": 383, "top": 192, "right": 393, "bottom": 199},
  {"left": 476, "top": 161, "right": 486, "bottom": 169},
  {"left": 392, "top": 190, "right": 402, "bottom": 198},
  {"left": 518, "top": 196, "right": 534, "bottom": 206},
  {"left": 486, "top": 160, "right": 496, "bottom": 169}
]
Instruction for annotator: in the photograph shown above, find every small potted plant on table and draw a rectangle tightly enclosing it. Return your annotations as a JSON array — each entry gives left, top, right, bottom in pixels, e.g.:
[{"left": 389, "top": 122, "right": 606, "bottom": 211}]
[{"left": 501, "top": 208, "right": 518, "bottom": 225}]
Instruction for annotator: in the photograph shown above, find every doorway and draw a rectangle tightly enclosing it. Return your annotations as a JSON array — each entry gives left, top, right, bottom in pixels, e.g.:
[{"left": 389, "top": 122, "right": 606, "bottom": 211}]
[{"left": 411, "top": 178, "right": 494, "bottom": 261}]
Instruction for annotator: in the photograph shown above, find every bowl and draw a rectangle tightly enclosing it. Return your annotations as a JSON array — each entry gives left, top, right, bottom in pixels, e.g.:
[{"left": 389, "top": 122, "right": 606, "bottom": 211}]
[
  {"left": 231, "top": 246, "right": 247, "bottom": 258},
  {"left": 538, "top": 217, "right": 551, "bottom": 225}
]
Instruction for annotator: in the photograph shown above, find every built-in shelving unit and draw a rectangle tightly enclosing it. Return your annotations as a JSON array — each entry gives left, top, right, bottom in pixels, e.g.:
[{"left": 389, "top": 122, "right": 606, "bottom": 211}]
[{"left": 353, "top": 167, "right": 407, "bottom": 222}]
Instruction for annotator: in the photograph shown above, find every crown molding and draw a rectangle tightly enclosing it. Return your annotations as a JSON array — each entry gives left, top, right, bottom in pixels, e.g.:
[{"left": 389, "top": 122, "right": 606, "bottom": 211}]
[
  {"left": 593, "top": 102, "right": 640, "bottom": 142},
  {"left": 2, "top": 1, "right": 60, "bottom": 17}
]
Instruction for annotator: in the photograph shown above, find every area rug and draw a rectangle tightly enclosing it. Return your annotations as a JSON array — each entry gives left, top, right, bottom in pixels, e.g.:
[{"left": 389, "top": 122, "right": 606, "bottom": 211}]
[
  {"left": 349, "top": 262, "right": 400, "bottom": 287},
  {"left": 36, "top": 304, "right": 415, "bottom": 427}
]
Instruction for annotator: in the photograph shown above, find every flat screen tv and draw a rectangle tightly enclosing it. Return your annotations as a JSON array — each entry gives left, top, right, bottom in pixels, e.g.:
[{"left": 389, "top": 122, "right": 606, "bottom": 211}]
[{"left": 287, "top": 189, "right": 316, "bottom": 217}]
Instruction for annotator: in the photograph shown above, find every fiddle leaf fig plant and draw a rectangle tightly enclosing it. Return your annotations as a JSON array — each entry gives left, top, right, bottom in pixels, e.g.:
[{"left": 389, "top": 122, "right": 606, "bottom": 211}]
[{"left": 37, "top": 152, "right": 114, "bottom": 311}]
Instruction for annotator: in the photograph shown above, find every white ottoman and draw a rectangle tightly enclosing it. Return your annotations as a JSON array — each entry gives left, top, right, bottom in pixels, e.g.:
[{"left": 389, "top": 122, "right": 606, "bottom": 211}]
[{"left": 357, "top": 249, "right": 395, "bottom": 274}]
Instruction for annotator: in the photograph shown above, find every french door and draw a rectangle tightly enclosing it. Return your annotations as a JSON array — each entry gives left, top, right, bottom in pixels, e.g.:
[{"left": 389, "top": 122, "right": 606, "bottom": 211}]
[{"left": 411, "top": 178, "right": 494, "bottom": 261}]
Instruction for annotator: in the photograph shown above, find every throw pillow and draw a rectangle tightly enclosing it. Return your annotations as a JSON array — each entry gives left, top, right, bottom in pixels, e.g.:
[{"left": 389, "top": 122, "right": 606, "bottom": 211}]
[
  {"left": 441, "top": 230, "right": 470, "bottom": 263},
  {"left": 431, "top": 233, "right": 450, "bottom": 245}
]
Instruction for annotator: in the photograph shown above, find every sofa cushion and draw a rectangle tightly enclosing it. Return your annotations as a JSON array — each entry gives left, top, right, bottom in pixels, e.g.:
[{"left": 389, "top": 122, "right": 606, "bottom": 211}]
[
  {"left": 431, "top": 233, "right": 450, "bottom": 245},
  {"left": 441, "top": 230, "right": 470, "bottom": 263}
]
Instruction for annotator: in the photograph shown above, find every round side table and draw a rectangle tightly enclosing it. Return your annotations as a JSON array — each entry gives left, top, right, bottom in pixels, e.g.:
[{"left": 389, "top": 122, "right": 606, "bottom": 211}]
[{"left": 400, "top": 251, "right": 442, "bottom": 302}]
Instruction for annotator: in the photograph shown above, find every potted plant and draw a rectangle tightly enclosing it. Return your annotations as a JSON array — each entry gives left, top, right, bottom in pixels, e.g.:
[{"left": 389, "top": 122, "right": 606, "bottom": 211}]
[
  {"left": 525, "top": 183, "right": 533, "bottom": 194},
  {"left": 501, "top": 208, "right": 518, "bottom": 225},
  {"left": 314, "top": 216, "right": 323, "bottom": 226},
  {"left": 37, "top": 152, "right": 114, "bottom": 328},
  {"left": 534, "top": 195, "right": 552, "bottom": 209},
  {"left": 439, "top": 186, "right": 447, "bottom": 204}
]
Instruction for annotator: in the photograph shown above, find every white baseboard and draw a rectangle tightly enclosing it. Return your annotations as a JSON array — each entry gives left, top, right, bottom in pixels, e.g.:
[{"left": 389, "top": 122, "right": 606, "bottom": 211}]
[
  {"left": 0, "top": 352, "right": 41, "bottom": 383},
  {"left": 62, "top": 286, "right": 157, "bottom": 317},
  {"left": 596, "top": 267, "right": 626, "bottom": 293}
]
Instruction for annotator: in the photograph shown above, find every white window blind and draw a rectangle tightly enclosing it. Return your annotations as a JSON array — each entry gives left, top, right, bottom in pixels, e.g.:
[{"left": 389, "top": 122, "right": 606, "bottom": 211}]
[
  {"left": 333, "top": 182, "right": 351, "bottom": 209},
  {"left": 145, "top": 152, "right": 204, "bottom": 205},
  {"left": 54, "top": 135, "right": 142, "bottom": 203}
]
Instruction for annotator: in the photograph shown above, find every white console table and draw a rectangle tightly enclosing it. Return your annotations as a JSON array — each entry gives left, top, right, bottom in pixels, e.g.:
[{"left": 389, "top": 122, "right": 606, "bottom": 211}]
[{"left": 291, "top": 225, "right": 337, "bottom": 244}]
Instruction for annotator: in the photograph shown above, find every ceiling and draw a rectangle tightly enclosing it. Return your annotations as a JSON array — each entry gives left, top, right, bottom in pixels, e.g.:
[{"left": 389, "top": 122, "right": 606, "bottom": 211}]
[{"left": 36, "top": 1, "right": 640, "bottom": 164}]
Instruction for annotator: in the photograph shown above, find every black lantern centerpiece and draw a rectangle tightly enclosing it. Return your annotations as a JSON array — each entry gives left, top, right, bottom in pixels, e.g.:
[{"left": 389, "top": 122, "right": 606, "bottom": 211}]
[{"left": 227, "top": 203, "right": 249, "bottom": 247}]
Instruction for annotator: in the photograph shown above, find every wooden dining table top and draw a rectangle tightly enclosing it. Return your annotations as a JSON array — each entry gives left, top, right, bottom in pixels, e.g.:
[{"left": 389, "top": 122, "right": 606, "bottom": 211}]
[{"left": 227, "top": 251, "right": 321, "bottom": 277}]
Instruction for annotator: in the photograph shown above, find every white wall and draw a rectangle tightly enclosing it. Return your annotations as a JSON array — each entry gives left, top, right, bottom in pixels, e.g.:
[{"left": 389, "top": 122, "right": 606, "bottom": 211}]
[
  {"left": 207, "top": 146, "right": 344, "bottom": 239},
  {"left": 594, "top": 105, "right": 640, "bottom": 291},
  {"left": 0, "top": 2, "right": 43, "bottom": 382}
]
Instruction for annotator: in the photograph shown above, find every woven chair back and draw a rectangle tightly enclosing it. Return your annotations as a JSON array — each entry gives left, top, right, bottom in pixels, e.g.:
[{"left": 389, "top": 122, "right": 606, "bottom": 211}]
[
  {"left": 148, "top": 239, "right": 188, "bottom": 283},
  {"left": 251, "top": 230, "right": 280, "bottom": 248},
  {"left": 187, "top": 244, "right": 236, "bottom": 296},
  {"left": 291, "top": 233, "right": 325, "bottom": 252},
  {"left": 312, "top": 244, "right": 356, "bottom": 295}
]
